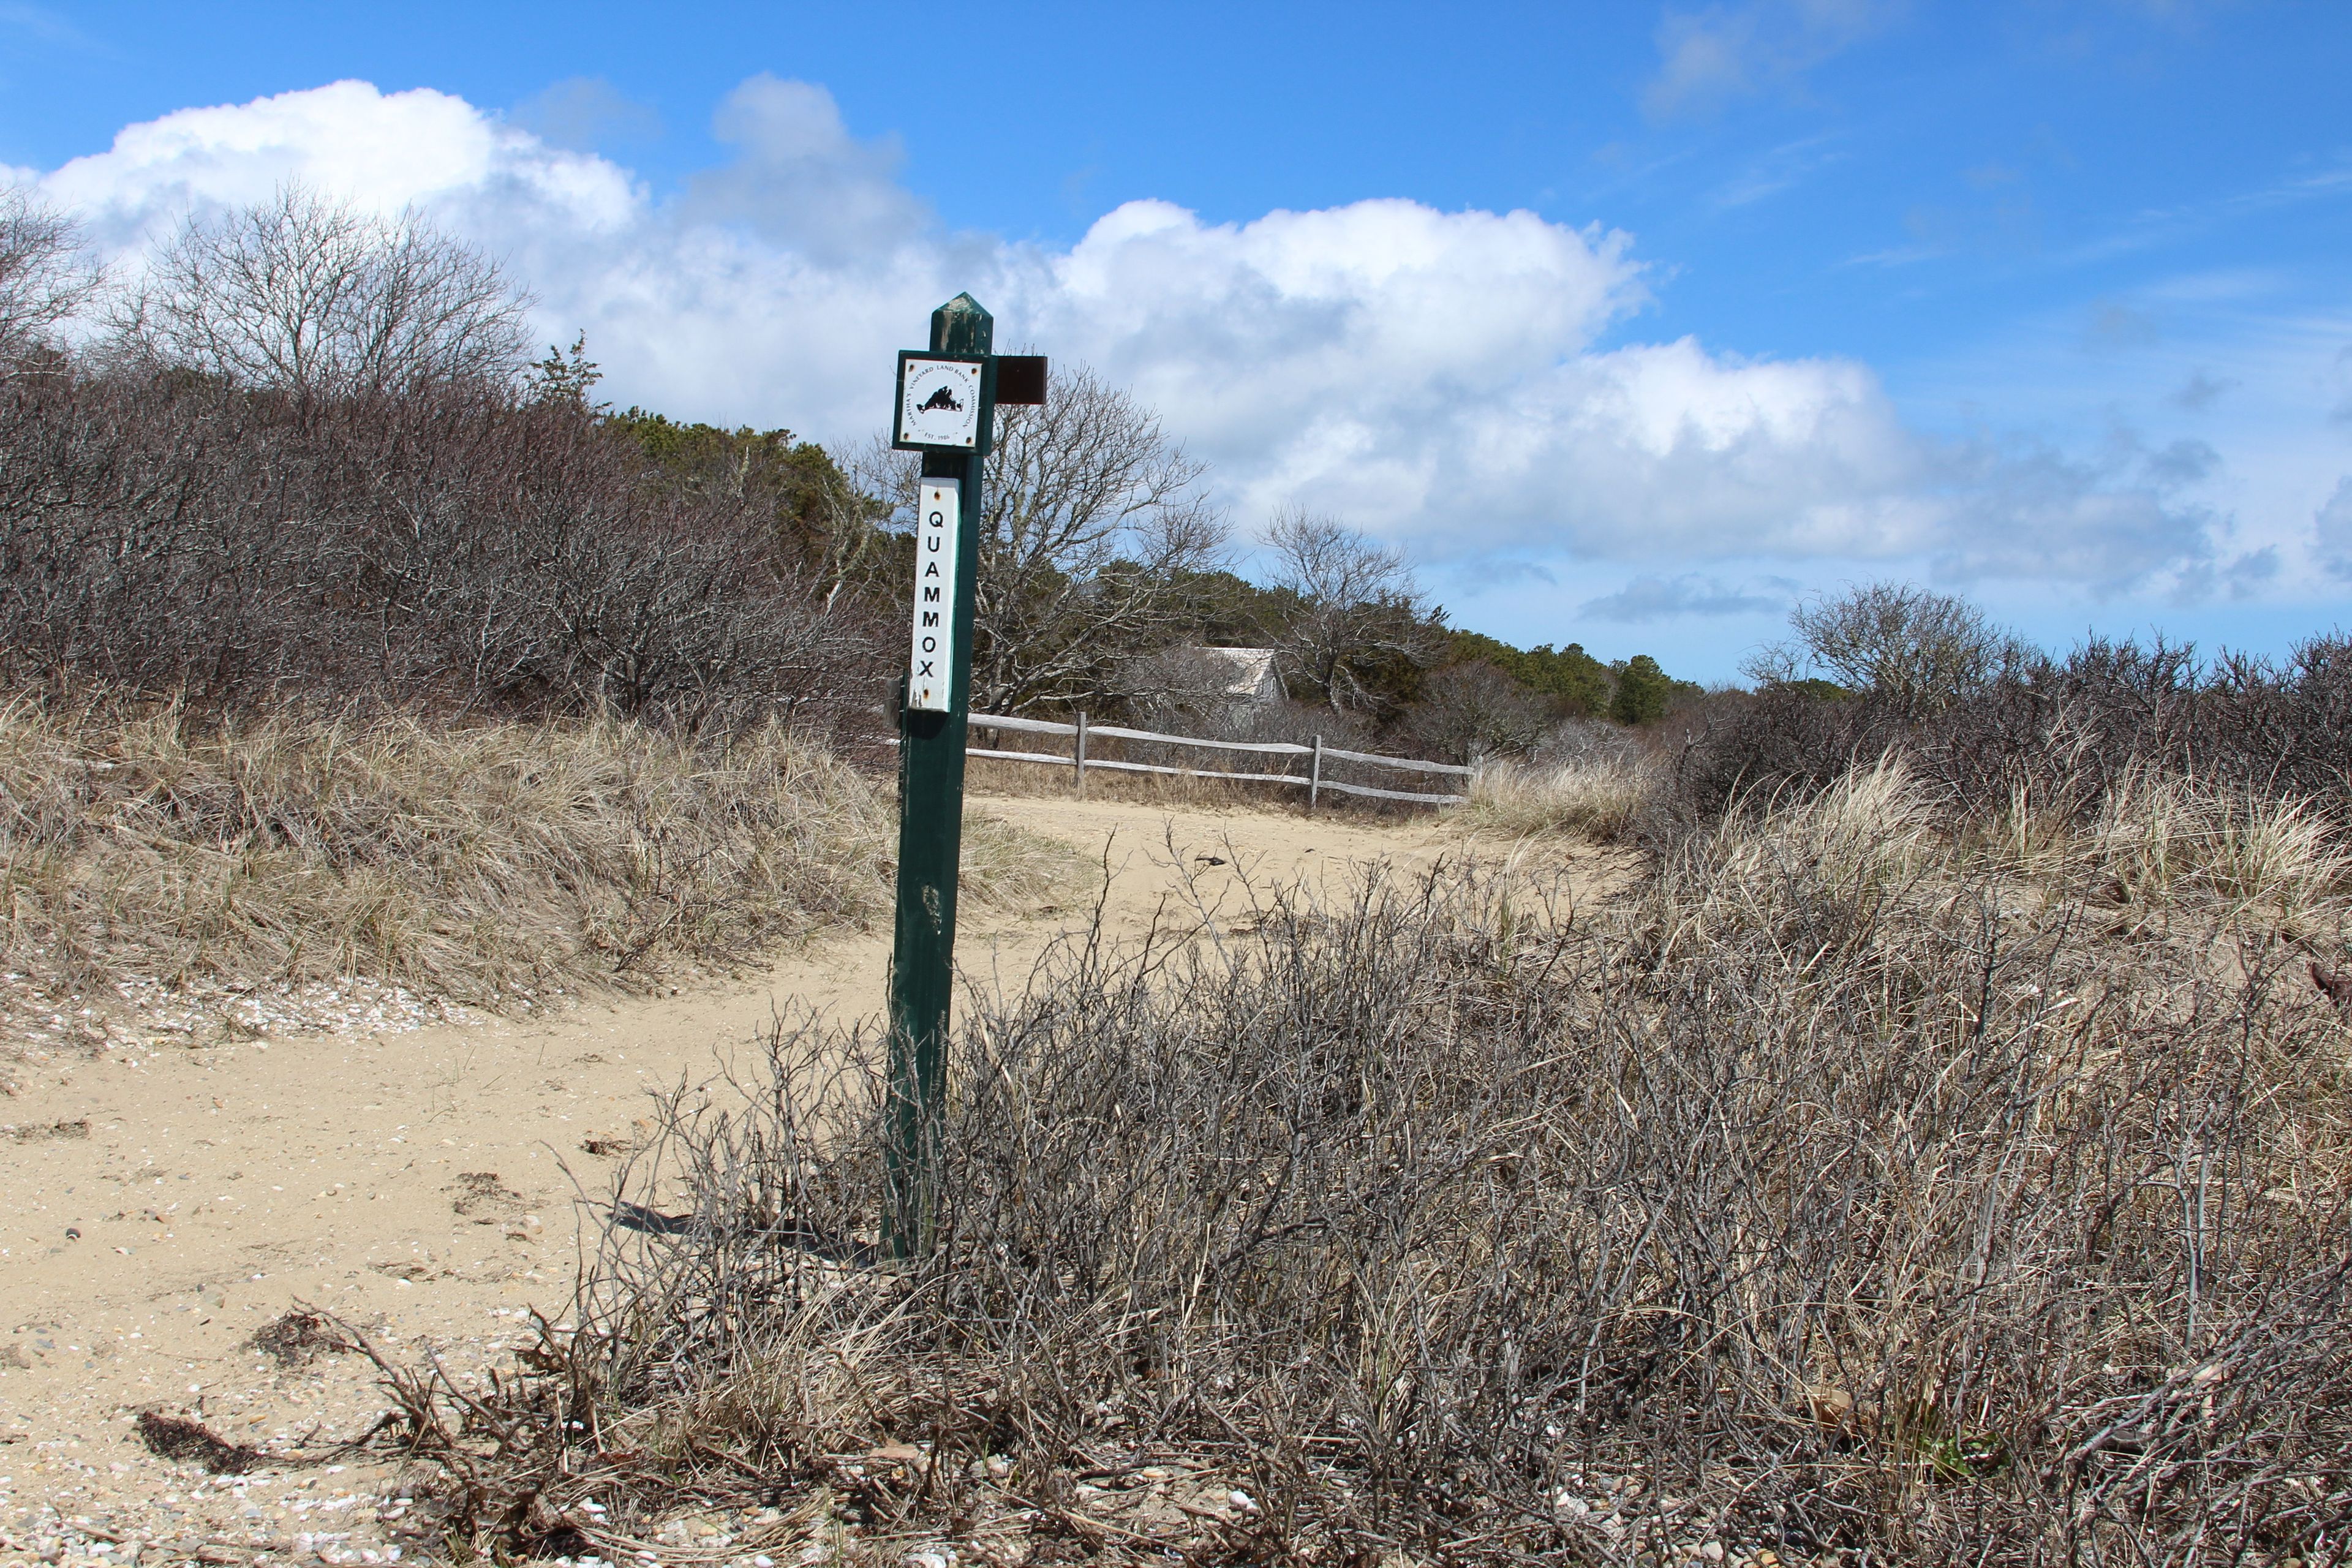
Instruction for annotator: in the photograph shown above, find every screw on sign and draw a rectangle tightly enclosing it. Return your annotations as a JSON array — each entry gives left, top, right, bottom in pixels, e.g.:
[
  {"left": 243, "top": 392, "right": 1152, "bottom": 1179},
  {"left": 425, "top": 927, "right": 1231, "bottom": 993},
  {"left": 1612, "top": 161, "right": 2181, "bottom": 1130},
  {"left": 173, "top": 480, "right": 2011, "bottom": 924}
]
[{"left": 885, "top": 296, "right": 1046, "bottom": 1257}]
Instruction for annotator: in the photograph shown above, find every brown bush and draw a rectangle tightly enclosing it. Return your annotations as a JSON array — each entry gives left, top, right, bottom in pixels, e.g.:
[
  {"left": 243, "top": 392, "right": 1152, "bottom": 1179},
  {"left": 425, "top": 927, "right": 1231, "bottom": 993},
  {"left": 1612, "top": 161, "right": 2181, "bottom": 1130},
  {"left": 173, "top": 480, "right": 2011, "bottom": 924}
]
[
  {"left": 1670, "top": 633, "right": 2352, "bottom": 837},
  {"left": 0, "top": 360, "right": 884, "bottom": 730}
]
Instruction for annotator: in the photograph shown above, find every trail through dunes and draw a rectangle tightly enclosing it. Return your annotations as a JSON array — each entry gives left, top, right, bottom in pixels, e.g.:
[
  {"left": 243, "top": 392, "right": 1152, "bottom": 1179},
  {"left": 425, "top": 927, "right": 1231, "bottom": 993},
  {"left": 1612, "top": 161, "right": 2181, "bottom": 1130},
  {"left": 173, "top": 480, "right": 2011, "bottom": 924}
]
[{"left": 0, "top": 795, "right": 1610, "bottom": 1563}]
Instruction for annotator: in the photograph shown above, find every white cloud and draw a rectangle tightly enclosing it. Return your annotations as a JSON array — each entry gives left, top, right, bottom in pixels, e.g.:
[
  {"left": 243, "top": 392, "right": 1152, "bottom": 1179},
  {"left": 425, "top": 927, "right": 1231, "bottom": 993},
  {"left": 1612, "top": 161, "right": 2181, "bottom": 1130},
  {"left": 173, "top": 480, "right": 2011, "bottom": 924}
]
[
  {"left": 1932, "top": 438, "right": 2217, "bottom": 589},
  {"left": 39, "top": 79, "right": 641, "bottom": 251},
  {"left": 1645, "top": 0, "right": 1907, "bottom": 120},
  {"left": 15, "top": 75, "right": 2233, "bottom": 600},
  {"left": 2317, "top": 478, "right": 2352, "bottom": 578},
  {"left": 1580, "top": 573, "right": 1788, "bottom": 620},
  {"left": 509, "top": 77, "right": 663, "bottom": 154},
  {"left": 680, "top": 74, "right": 927, "bottom": 263}
]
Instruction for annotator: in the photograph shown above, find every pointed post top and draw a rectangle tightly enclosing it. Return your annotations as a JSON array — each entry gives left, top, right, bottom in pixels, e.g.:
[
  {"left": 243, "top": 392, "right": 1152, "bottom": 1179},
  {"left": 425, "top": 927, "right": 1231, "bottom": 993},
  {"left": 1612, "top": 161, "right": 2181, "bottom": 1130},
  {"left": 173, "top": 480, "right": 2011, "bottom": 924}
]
[{"left": 930, "top": 293, "right": 994, "bottom": 355}]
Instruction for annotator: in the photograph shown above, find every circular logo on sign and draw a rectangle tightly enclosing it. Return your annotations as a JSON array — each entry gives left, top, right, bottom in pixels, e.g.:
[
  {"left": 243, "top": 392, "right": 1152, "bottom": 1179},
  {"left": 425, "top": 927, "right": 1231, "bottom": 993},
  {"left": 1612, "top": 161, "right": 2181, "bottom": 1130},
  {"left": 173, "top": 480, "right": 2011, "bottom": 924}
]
[{"left": 900, "top": 358, "right": 983, "bottom": 448}]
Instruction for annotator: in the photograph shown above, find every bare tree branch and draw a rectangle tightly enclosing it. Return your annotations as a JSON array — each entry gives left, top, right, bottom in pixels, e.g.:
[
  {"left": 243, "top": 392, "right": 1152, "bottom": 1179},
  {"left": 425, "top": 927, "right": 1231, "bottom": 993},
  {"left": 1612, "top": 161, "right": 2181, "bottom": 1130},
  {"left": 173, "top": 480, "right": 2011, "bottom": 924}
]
[
  {"left": 1746, "top": 580, "right": 2028, "bottom": 717},
  {"left": 1260, "top": 510, "right": 1436, "bottom": 715},
  {"left": 0, "top": 188, "right": 98, "bottom": 361}
]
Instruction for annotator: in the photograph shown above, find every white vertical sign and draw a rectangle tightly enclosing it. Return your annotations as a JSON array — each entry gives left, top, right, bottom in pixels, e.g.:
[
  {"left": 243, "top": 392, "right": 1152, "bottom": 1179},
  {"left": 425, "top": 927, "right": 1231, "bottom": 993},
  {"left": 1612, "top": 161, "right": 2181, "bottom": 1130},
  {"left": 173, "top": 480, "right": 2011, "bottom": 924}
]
[{"left": 908, "top": 477, "right": 960, "bottom": 712}]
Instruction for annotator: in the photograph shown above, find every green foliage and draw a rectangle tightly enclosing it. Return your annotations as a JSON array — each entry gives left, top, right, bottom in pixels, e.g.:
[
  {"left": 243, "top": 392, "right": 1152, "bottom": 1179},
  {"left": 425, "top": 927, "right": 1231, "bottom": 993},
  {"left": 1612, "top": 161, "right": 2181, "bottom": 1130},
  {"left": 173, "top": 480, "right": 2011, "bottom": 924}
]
[
  {"left": 1174, "top": 569, "right": 1305, "bottom": 649},
  {"left": 604, "top": 409, "right": 887, "bottom": 593},
  {"left": 1610, "top": 654, "right": 1673, "bottom": 726},
  {"left": 1439, "top": 631, "right": 1701, "bottom": 731},
  {"left": 530, "top": 333, "right": 604, "bottom": 410},
  {"left": 1447, "top": 630, "right": 1612, "bottom": 717},
  {"left": 606, "top": 409, "right": 837, "bottom": 536}
]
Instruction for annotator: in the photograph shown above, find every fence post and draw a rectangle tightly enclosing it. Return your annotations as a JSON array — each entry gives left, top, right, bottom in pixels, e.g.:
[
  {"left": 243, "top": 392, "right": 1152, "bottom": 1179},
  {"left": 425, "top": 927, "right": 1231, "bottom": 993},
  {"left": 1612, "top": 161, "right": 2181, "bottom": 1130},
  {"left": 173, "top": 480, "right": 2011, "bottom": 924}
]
[
  {"left": 1074, "top": 709, "right": 1088, "bottom": 798},
  {"left": 1310, "top": 733, "right": 1323, "bottom": 813}
]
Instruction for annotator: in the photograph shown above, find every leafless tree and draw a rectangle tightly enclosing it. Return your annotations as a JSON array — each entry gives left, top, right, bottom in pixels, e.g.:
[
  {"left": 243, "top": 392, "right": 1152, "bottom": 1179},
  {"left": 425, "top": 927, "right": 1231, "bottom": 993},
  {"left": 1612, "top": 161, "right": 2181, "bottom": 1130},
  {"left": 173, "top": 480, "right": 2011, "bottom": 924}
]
[
  {"left": 116, "top": 184, "right": 530, "bottom": 404},
  {"left": 867, "top": 363, "right": 1227, "bottom": 713},
  {"left": 1260, "top": 510, "right": 1436, "bottom": 714},
  {"left": 1744, "top": 579, "right": 2026, "bottom": 716},
  {"left": 0, "top": 188, "right": 97, "bottom": 358},
  {"left": 1392, "top": 660, "right": 1558, "bottom": 763}
]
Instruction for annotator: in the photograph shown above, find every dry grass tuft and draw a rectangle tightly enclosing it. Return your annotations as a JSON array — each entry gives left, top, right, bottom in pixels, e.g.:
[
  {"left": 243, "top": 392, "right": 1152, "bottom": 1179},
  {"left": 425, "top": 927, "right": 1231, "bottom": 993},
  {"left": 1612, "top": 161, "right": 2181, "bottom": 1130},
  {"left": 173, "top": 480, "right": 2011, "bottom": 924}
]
[
  {"left": 1465, "top": 754, "right": 1657, "bottom": 840},
  {"left": 0, "top": 692, "right": 1072, "bottom": 1012},
  {"left": 1687, "top": 755, "right": 1940, "bottom": 918},
  {"left": 2081, "top": 772, "right": 2352, "bottom": 919},
  {"left": 954, "top": 808, "right": 1090, "bottom": 911}
]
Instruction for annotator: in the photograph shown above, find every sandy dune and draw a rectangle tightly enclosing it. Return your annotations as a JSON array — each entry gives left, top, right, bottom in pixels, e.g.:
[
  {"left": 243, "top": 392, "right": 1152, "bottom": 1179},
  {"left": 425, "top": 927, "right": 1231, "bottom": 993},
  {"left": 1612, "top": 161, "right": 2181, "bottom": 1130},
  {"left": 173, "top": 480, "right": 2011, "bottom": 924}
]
[{"left": 0, "top": 796, "right": 1502, "bottom": 1562}]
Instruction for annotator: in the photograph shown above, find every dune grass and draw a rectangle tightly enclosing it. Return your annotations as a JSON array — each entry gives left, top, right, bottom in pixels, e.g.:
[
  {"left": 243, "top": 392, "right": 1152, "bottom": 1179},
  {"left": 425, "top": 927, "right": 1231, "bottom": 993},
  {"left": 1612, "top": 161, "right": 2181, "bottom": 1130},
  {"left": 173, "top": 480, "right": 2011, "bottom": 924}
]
[
  {"left": 0, "top": 692, "right": 1074, "bottom": 1012},
  {"left": 1464, "top": 753, "right": 1656, "bottom": 840}
]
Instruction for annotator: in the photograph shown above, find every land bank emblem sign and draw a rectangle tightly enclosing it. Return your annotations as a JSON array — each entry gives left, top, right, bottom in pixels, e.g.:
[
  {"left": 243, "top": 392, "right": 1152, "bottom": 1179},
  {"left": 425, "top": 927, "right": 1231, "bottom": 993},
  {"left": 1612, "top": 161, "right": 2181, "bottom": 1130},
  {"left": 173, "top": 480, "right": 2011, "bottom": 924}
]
[{"left": 893, "top": 355, "right": 986, "bottom": 451}]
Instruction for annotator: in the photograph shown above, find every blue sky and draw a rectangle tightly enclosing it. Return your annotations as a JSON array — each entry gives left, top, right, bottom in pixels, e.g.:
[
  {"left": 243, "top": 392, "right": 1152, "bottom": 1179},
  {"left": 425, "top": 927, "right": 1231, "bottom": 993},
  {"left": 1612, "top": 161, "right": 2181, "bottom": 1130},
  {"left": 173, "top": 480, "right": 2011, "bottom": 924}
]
[{"left": 4, "top": 1, "right": 2348, "bottom": 679}]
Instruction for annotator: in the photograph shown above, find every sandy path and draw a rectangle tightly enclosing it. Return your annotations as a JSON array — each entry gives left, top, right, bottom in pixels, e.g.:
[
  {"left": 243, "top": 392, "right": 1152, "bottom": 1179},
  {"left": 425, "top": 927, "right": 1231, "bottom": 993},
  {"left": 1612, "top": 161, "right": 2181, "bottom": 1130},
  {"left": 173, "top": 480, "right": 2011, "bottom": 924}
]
[{"left": 0, "top": 796, "right": 1494, "bottom": 1564}]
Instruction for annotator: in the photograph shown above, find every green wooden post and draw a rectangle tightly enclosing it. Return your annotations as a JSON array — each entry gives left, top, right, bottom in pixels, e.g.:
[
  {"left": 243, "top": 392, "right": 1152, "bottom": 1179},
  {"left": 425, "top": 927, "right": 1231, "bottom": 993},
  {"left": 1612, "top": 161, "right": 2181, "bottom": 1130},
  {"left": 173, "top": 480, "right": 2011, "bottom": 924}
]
[{"left": 886, "top": 293, "right": 993, "bottom": 1259}]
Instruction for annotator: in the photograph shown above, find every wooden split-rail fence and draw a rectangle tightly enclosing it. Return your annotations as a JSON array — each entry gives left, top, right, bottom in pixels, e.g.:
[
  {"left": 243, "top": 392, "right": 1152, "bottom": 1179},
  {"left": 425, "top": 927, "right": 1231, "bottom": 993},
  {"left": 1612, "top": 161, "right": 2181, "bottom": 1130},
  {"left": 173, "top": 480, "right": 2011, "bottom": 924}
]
[{"left": 925, "top": 711, "right": 1474, "bottom": 809}]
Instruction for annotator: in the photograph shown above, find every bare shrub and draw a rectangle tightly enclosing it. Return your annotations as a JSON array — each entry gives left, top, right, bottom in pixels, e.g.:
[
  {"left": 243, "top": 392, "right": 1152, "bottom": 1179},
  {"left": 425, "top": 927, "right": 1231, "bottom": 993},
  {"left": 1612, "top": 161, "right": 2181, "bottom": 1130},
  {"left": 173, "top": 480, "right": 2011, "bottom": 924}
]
[
  {"left": 1, "top": 190, "right": 886, "bottom": 726},
  {"left": 1683, "top": 631, "right": 2352, "bottom": 831},
  {"left": 0, "top": 358, "right": 880, "bottom": 728},
  {"left": 1262, "top": 509, "right": 1438, "bottom": 716},
  {"left": 1390, "top": 659, "right": 1559, "bottom": 764},
  {"left": 116, "top": 184, "right": 529, "bottom": 403},
  {"left": 1534, "top": 712, "right": 1643, "bottom": 767},
  {"left": 1120, "top": 644, "right": 1265, "bottom": 733},
  {"left": 1748, "top": 579, "right": 2027, "bottom": 717},
  {"left": 377, "top": 789, "right": 2352, "bottom": 1564},
  {"left": 353, "top": 389, "right": 881, "bottom": 728}
]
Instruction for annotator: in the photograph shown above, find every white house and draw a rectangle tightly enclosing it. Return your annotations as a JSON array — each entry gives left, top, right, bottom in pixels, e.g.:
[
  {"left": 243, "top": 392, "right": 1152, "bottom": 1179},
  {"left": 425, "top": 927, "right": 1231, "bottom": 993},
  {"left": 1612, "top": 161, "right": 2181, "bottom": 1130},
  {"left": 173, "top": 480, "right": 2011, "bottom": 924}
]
[{"left": 1193, "top": 647, "right": 1284, "bottom": 703}]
